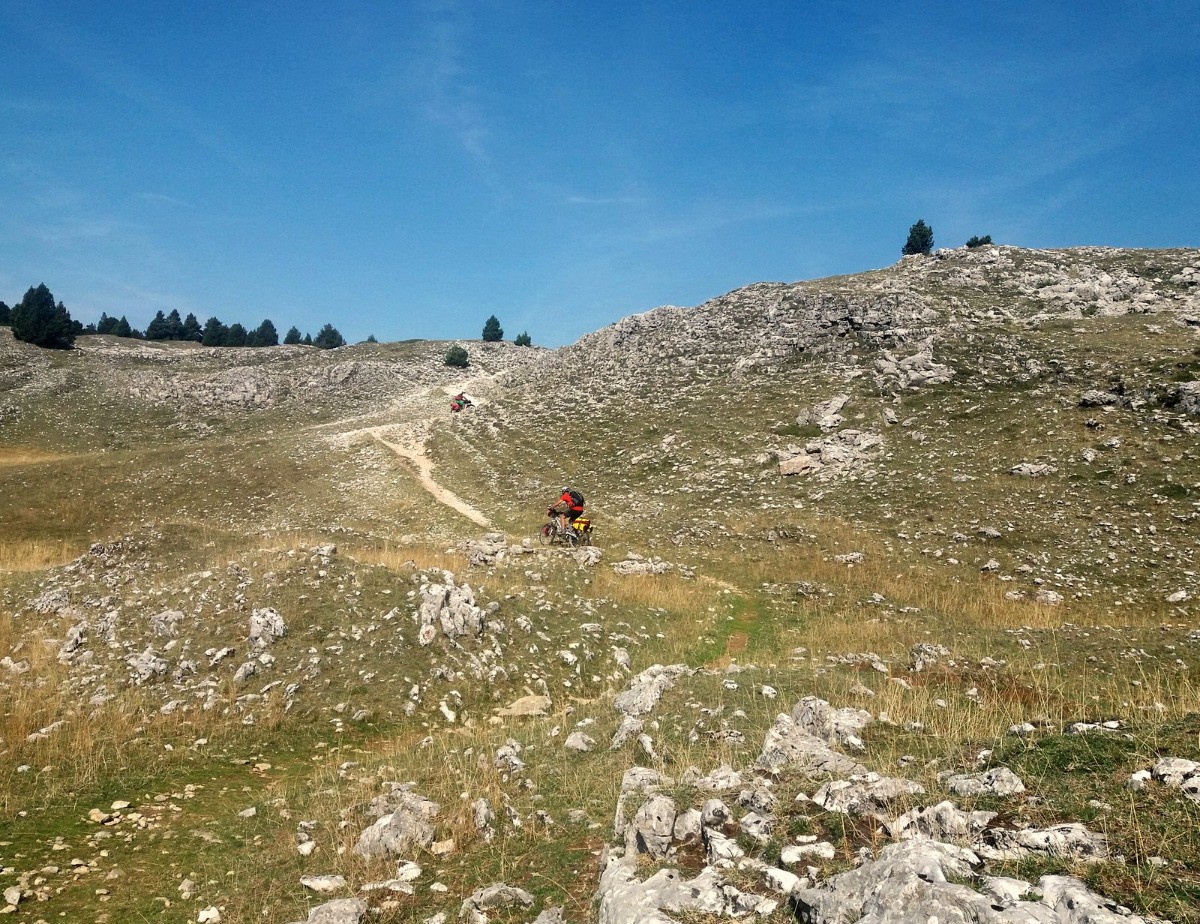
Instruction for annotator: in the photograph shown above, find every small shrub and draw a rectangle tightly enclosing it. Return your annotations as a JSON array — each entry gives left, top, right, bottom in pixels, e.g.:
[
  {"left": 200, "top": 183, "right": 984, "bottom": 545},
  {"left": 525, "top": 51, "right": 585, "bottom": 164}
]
[
  {"left": 966, "top": 235, "right": 993, "bottom": 248},
  {"left": 445, "top": 345, "right": 469, "bottom": 368},
  {"left": 514, "top": 331, "right": 532, "bottom": 347}
]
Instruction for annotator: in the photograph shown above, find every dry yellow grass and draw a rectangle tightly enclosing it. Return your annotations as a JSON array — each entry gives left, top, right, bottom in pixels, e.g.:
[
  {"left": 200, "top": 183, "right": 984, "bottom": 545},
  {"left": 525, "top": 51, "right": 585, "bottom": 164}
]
[
  {"left": 0, "top": 538, "right": 82, "bottom": 572},
  {"left": 344, "top": 538, "right": 461, "bottom": 574},
  {"left": 589, "top": 569, "right": 717, "bottom": 614},
  {"left": 0, "top": 447, "right": 71, "bottom": 466}
]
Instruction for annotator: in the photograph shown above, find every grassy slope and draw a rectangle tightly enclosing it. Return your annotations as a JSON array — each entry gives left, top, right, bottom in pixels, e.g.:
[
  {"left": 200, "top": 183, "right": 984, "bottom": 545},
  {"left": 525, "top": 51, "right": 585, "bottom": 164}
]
[{"left": 1, "top": 249, "right": 1199, "bottom": 922}]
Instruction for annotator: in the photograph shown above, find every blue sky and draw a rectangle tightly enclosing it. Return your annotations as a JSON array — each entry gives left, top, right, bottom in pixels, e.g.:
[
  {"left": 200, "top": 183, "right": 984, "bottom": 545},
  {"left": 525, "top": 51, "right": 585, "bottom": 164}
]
[{"left": 1, "top": 2, "right": 1197, "bottom": 347}]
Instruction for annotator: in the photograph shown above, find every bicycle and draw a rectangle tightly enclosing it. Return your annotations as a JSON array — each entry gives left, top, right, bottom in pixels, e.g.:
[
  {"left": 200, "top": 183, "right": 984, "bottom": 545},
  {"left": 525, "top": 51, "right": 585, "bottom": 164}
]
[{"left": 539, "top": 511, "right": 594, "bottom": 547}]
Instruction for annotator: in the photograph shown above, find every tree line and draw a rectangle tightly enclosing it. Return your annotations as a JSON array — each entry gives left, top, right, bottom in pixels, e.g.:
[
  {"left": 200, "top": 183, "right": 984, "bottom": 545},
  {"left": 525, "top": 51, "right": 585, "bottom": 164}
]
[
  {"left": 443, "top": 315, "right": 534, "bottom": 367},
  {"left": 902, "top": 220, "right": 995, "bottom": 256},
  {"left": 0, "top": 284, "right": 345, "bottom": 351}
]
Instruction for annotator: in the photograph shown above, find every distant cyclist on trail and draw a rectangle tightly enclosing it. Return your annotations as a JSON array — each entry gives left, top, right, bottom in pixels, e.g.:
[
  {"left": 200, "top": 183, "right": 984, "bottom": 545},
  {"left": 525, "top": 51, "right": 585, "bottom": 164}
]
[{"left": 548, "top": 486, "right": 585, "bottom": 531}]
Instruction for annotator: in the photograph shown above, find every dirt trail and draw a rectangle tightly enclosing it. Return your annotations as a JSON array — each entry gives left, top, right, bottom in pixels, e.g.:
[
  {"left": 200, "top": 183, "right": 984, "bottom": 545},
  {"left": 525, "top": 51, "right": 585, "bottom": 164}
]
[
  {"left": 368, "top": 427, "right": 491, "bottom": 527},
  {"left": 327, "top": 380, "right": 494, "bottom": 528}
]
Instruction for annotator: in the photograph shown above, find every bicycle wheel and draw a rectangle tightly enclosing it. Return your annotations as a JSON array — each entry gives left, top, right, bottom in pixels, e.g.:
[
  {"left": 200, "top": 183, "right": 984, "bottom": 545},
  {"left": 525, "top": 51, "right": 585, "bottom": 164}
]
[{"left": 539, "top": 524, "right": 555, "bottom": 545}]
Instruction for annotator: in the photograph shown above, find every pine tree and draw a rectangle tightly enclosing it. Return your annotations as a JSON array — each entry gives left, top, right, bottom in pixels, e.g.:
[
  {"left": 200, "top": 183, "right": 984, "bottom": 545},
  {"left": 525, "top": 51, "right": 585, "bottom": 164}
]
[
  {"left": 201, "top": 316, "right": 227, "bottom": 346},
  {"left": 444, "top": 345, "right": 469, "bottom": 368},
  {"left": 283, "top": 326, "right": 302, "bottom": 345},
  {"left": 514, "top": 331, "right": 532, "bottom": 347},
  {"left": 113, "top": 316, "right": 133, "bottom": 337},
  {"left": 482, "top": 315, "right": 503, "bottom": 342},
  {"left": 225, "top": 323, "right": 248, "bottom": 347},
  {"left": 11, "top": 284, "right": 76, "bottom": 349},
  {"left": 365, "top": 334, "right": 378, "bottom": 343},
  {"left": 302, "top": 333, "right": 313, "bottom": 346},
  {"left": 313, "top": 323, "right": 345, "bottom": 349},
  {"left": 181, "top": 313, "right": 203, "bottom": 341},
  {"left": 165, "top": 308, "right": 184, "bottom": 339},
  {"left": 902, "top": 220, "right": 934, "bottom": 256},
  {"left": 252, "top": 319, "right": 278, "bottom": 347},
  {"left": 145, "top": 310, "right": 170, "bottom": 340},
  {"left": 0, "top": 301, "right": 10, "bottom": 325},
  {"left": 96, "top": 312, "right": 117, "bottom": 335}
]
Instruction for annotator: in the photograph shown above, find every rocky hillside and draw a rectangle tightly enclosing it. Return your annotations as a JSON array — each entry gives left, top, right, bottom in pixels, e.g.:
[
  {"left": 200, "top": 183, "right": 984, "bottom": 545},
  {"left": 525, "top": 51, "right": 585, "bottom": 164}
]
[
  {"left": 2, "top": 245, "right": 1200, "bottom": 924},
  {"left": 0, "top": 332, "right": 545, "bottom": 448},
  {"left": 440, "top": 245, "right": 1200, "bottom": 607},
  {"left": 524, "top": 246, "right": 1199, "bottom": 382}
]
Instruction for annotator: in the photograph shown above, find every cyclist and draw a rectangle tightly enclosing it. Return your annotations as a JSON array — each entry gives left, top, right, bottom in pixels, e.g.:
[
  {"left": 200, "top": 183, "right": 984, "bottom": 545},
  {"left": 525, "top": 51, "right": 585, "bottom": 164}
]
[{"left": 548, "top": 486, "right": 585, "bottom": 532}]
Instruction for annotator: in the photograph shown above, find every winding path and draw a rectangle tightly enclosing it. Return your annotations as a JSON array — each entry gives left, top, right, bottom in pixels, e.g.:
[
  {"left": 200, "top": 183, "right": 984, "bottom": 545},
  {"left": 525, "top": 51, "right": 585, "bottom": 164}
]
[
  {"left": 324, "top": 382, "right": 494, "bottom": 529},
  {"left": 368, "top": 427, "right": 491, "bottom": 527}
]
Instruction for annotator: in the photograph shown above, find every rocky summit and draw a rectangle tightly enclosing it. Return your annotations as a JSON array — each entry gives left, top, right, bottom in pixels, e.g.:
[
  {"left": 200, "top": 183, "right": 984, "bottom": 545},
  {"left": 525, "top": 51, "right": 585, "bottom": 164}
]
[{"left": 1, "top": 244, "right": 1199, "bottom": 924}]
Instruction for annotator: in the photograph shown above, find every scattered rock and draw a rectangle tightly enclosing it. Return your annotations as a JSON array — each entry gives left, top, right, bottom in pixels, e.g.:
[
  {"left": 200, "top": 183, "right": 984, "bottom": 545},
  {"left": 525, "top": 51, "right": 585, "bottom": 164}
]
[
  {"left": 353, "top": 787, "right": 439, "bottom": 858},
  {"left": 300, "top": 874, "right": 346, "bottom": 894},
  {"left": 811, "top": 773, "right": 925, "bottom": 816},
  {"left": 1009, "top": 462, "right": 1058, "bottom": 477},
  {"left": 249, "top": 607, "right": 286, "bottom": 646},
  {"left": 565, "top": 731, "right": 596, "bottom": 752},
  {"left": 780, "top": 841, "right": 835, "bottom": 864},
  {"left": 496, "top": 694, "right": 551, "bottom": 717},
  {"left": 942, "top": 767, "right": 1026, "bottom": 798},
  {"left": 127, "top": 647, "right": 168, "bottom": 685},
  {"left": 415, "top": 573, "right": 488, "bottom": 644},
  {"left": 791, "top": 696, "right": 873, "bottom": 750},
  {"left": 976, "top": 822, "right": 1108, "bottom": 862},
  {"left": 754, "top": 712, "right": 866, "bottom": 777},
  {"left": 629, "top": 795, "right": 676, "bottom": 857},
  {"left": 458, "top": 883, "right": 534, "bottom": 924},
  {"left": 288, "top": 898, "right": 368, "bottom": 924},
  {"left": 886, "top": 800, "right": 996, "bottom": 842},
  {"left": 1079, "top": 389, "right": 1121, "bottom": 407},
  {"left": 1148, "top": 757, "right": 1200, "bottom": 803},
  {"left": 613, "top": 664, "right": 690, "bottom": 718}
]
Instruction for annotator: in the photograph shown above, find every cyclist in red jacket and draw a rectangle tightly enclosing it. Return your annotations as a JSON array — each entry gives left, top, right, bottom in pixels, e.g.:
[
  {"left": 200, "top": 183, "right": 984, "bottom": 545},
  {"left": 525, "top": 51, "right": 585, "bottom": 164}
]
[{"left": 548, "top": 486, "right": 585, "bottom": 532}]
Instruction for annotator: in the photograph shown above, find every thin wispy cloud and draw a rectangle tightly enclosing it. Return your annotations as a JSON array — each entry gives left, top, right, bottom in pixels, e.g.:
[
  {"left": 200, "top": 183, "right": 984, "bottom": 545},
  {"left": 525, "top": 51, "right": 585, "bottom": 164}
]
[
  {"left": 565, "top": 195, "right": 647, "bottom": 206},
  {"left": 32, "top": 185, "right": 86, "bottom": 211},
  {"left": 81, "top": 273, "right": 200, "bottom": 321},
  {"left": 634, "top": 200, "right": 815, "bottom": 245},
  {"left": 137, "top": 192, "right": 192, "bottom": 208},
  {"left": 0, "top": 92, "right": 62, "bottom": 115},
  {"left": 414, "top": 3, "right": 489, "bottom": 159},
  {"left": 28, "top": 216, "right": 125, "bottom": 246},
  {"left": 0, "top": 8, "right": 251, "bottom": 172}
]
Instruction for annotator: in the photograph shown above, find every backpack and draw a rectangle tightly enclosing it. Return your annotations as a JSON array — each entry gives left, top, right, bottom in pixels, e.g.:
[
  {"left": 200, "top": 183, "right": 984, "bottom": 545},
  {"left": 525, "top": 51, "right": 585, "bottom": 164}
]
[{"left": 568, "top": 489, "right": 585, "bottom": 507}]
